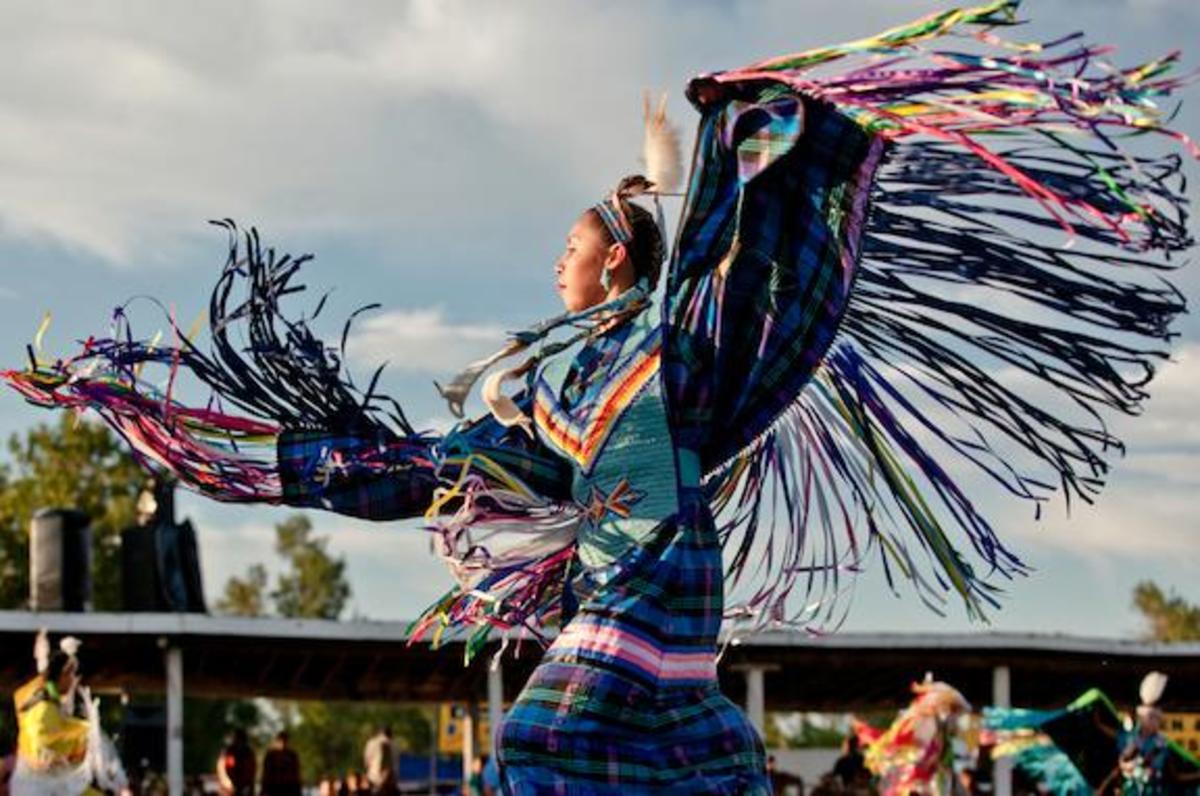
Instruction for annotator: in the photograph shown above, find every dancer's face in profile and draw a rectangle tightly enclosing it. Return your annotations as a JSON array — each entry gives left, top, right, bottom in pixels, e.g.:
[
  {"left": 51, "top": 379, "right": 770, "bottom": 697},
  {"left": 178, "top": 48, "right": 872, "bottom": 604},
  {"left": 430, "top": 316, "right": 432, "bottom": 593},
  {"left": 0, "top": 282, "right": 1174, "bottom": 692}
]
[{"left": 555, "top": 212, "right": 624, "bottom": 312}]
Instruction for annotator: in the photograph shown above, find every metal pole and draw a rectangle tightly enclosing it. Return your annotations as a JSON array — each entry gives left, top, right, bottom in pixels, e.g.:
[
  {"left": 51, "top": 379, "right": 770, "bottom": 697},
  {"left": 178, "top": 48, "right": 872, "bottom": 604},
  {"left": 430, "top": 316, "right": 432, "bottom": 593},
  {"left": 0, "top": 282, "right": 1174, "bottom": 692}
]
[
  {"left": 745, "top": 666, "right": 766, "bottom": 735},
  {"left": 487, "top": 663, "right": 504, "bottom": 754},
  {"left": 428, "top": 705, "right": 439, "bottom": 796},
  {"left": 165, "top": 645, "right": 184, "bottom": 796},
  {"left": 992, "top": 664, "right": 1012, "bottom": 796}
]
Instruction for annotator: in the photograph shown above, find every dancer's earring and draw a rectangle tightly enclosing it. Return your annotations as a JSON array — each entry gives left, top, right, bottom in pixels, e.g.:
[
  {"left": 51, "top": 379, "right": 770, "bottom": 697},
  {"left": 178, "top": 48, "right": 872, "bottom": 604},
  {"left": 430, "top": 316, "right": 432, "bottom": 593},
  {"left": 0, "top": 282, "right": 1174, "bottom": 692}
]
[{"left": 599, "top": 267, "right": 613, "bottom": 292}]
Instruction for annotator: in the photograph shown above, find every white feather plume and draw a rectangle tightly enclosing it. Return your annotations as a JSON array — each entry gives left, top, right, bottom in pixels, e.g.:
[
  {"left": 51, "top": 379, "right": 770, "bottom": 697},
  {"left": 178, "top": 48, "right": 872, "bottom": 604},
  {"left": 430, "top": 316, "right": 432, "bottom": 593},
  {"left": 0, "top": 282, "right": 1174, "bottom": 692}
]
[
  {"left": 643, "top": 91, "right": 682, "bottom": 195},
  {"left": 34, "top": 628, "right": 50, "bottom": 673},
  {"left": 60, "top": 635, "right": 82, "bottom": 658},
  {"left": 1140, "top": 671, "right": 1168, "bottom": 706}
]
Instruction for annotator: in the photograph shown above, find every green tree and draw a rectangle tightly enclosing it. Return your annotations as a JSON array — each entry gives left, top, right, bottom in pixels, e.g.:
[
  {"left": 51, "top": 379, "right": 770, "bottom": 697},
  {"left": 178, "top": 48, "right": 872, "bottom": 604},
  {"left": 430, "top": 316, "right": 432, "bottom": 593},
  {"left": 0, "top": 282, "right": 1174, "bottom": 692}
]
[
  {"left": 1133, "top": 581, "right": 1200, "bottom": 641},
  {"left": 766, "top": 712, "right": 857, "bottom": 749},
  {"left": 282, "top": 701, "right": 433, "bottom": 782},
  {"left": 214, "top": 515, "right": 350, "bottom": 621},
  {"left": 271, "top": 515, "right": 350, "bottom": 621},
  {"left": 217, "top": 563, "right": 269, "bottom": 617},
  {"left": 0, "top": 415, "right": 143, "bottom": 610},
  {"left": 212, "top": 514, "right": 432, "bottom": 784},
  {"left": 199, "top": 552, "right": 270, "bottom": 775}
]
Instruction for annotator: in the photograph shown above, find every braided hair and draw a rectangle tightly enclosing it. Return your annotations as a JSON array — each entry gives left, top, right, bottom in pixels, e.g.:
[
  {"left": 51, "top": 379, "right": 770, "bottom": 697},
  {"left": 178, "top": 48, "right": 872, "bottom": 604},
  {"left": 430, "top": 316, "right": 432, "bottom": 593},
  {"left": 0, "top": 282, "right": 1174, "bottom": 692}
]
[{"left": 587, "top": 175, "right": 667, "bottom": 289}]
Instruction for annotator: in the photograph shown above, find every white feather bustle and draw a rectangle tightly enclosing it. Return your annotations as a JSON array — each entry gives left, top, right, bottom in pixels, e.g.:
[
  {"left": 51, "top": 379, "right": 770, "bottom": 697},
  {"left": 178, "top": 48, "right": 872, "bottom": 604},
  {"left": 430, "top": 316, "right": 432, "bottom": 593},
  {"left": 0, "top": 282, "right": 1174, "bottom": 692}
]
[{"left": 643, "top": 91, "right": 682, "bottom": 195}]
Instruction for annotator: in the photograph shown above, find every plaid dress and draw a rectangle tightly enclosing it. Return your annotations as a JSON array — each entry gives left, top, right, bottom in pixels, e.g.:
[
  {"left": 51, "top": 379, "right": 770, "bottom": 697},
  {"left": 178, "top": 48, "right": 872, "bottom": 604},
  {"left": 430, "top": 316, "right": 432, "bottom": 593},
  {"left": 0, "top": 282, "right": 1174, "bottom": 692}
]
[{"left": 497, "top": 308, "right": 769, "bottom": 794}]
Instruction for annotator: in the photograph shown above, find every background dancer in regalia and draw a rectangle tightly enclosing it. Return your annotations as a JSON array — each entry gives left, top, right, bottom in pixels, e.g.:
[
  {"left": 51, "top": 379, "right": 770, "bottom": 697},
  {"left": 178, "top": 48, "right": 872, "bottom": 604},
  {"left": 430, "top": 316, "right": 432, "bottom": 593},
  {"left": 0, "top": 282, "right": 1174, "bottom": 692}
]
[
  {"left": 9, "top": 633, "right": 126, "bottom": 796},
  {"left": 855, "top": 678, "right": 972, "bottom": 796},
  {"left": 985, "top": 672, "right": 1200, "bottom": 795},
  {"left": 3, "top": 2, "right": 1196, "bottom": 792},
  {"left": 1119, "top": 673, "right": 1175, "bottom": 795}
]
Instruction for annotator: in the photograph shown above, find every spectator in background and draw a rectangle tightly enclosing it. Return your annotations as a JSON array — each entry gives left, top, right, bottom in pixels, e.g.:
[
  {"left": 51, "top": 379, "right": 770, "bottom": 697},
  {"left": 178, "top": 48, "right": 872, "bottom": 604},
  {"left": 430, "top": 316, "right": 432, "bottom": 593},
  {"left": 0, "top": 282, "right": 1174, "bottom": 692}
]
[
  {"left": 363, "top": 726, "right": 397, "bottom": 796},
  {"left": 972, "top": 743, "right": 995, "bottom": 795},
  {"left": 261, "top": 731, "right": 302, "bottom": 796},
  {"left": 217, "top": 728, "right": 257, "bottom": 796},
  {"left": 833, "top": 734, "right": 868, "bottom": 790},
  {"left": 0, "top": 755, "right": 11, "bottom": 796},
  {"left": 341, "top": 770, "right": 368, "bottom": 796},
  {"left": 131, "top": 756, "right": 167, "bottom": 796},
  {"left": 766, "top": 755, "right": 805, "bottom": 796},
  {"left": 481, "top": 755, "right": 501, "bottom": 796},
  {"left": 466, "top": 756, "right": 485, "bottom": 796}
]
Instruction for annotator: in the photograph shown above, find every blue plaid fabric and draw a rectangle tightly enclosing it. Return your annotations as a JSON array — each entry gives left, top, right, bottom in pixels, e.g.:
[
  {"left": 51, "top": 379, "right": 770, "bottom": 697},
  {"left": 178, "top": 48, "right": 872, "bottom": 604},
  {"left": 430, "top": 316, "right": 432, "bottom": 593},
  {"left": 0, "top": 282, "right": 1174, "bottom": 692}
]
[
  {"left": 499, "top": 308, "right": 769, "bottom": 793},
  {"left": 278, "top": 428, "right": 439, "bottom": 519},
  {"left": 499, "top": 502, "right": 767, "bottom": 794}
]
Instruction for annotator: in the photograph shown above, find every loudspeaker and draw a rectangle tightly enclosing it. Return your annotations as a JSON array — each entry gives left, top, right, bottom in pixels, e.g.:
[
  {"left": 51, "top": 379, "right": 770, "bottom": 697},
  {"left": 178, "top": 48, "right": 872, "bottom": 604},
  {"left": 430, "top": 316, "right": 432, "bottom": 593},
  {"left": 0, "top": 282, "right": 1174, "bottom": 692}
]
[
  {"left": 121, "top": 479, "right": 206, "bottom": 613},
  {"left": 157, "top": 518, "right": 206, "bottom": 612},
  {"left": 121, "top": 525, "right": 161, "bottom": 612},
  {"left": 121, "top": 521, "right": 206, "bottom": 613},
  {"left": 29, "top": 508, "right": 92, "bottom": 612}
]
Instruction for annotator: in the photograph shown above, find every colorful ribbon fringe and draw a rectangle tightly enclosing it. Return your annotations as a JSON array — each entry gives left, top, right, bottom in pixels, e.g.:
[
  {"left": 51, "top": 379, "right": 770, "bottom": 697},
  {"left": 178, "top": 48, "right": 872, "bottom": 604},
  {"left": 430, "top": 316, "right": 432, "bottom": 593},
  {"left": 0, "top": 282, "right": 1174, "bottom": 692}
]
[{"left": 703, "top": 0, "right": 1194, "bottom": 629}]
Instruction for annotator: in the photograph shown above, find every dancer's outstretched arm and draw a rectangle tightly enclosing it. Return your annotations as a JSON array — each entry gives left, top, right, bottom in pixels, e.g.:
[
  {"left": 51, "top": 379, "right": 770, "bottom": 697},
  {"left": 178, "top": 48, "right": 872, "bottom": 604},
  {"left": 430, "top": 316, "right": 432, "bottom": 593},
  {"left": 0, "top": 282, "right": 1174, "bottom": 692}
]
[
  {"left": 275, "top": 397, "right": 571, "bottom": 521},
  {"left": 3, "top": 223, "right": 571, "bottom": 521},
  {"left": 662, "top": 5, "right": 1194, "bottom": 628}
]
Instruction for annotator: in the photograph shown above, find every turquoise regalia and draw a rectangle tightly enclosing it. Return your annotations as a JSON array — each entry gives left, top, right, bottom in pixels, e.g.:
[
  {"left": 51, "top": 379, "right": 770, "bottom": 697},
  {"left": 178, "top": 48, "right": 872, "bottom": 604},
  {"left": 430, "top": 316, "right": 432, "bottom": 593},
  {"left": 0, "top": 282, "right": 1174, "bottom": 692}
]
[{"left": 496, "top": 307, "right": 767, "bottom": 792}]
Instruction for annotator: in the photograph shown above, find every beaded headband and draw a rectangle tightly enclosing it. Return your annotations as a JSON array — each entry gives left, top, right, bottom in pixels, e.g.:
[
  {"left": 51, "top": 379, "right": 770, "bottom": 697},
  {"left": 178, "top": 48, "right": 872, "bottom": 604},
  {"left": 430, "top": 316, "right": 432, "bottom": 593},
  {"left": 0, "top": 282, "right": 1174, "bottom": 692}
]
[{"left": 592, "top": 194, "right": 634, "bottom": 244}]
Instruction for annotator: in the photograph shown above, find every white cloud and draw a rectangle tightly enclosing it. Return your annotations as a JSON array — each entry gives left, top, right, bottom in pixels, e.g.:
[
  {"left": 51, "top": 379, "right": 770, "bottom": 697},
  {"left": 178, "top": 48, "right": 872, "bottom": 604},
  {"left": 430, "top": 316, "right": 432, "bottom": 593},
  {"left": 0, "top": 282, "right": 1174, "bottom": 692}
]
[
  {"left": 193, "top": 517, "right": 279, "bottom": 588},
  {"left": 0, "top": 2, "right": 682, "bottom": 264},
  {"left": 1121, "top": 452, "right": 1200, "bottom": 486},
  {"left": 1118, "top": 346, "right": 1200, "bottom": 449},
  {"left": 9, "top": 0, "right": 1190, "bottom": 266},
  {"left": 1003, "top": 477, "right": 1200, "bottom": 560},
  {"left": 344, "top": 306, "right": 504, "bottom": 374},
  {"left": 414, "top": 414, "right": 458, "bottom": 434}
]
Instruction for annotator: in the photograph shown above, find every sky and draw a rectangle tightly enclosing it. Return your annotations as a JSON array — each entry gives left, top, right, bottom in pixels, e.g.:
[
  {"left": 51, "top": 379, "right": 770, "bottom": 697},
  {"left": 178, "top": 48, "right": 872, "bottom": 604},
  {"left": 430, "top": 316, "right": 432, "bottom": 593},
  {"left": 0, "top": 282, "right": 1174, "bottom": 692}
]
[{"left": 0, "top": 0, "right": 1198, "bottom": 639}]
